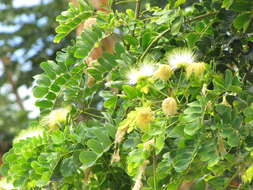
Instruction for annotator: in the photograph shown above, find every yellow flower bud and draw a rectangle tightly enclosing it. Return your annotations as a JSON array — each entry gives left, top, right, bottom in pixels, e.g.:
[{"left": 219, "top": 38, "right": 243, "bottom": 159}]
[
  {"left": 136, "top": 107, "right": 154, "bottom": 130},
  {"left": 143, "top": 139, "right": 155, "bottom": 150},
  {"left": 42, "top": 107, "right": 70, "bottom": 130},
  {"left": 154, "top": 65, "right": 173, "bottom": 80},
  {"left": 186, "top": 62, "right": 205, "bottom": 78},
  {"left": 162, "top": 97, "right": 177, "bottom": 115},
  {"left": 221, "top": 96, "right": 230, "bottom": 107}
]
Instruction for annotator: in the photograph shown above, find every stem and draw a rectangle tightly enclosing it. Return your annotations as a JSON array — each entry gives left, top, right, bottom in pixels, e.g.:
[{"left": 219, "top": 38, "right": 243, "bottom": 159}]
[
  {"left": 81, "top": 110, "right": 105, "bottom": 119},
  {"left": 150, "top": 86, "right": 168, "bottom": 97},
  {"left": 1, "top": 57, "right": 25, "bottom": 110},
  {"left": 127, "top": 0, "right": 142, "bottom": 50},
  {"left": 186, "top": 11, "right": 218, "bottom": 23},
  {"left": 114, "top": 0, "right": 136, "bottom": 5},
  {"left": 140, "top": 28, "right": 171, "bottom": 61},
  {"left": 152, "top": 145, "right": 157, "bottom": 190},
  {"left": 134, "top": 0, "right": 142, "bottom": 20},
  {"left": 140, "top": 11, "right": 218, "bottom": 61}
]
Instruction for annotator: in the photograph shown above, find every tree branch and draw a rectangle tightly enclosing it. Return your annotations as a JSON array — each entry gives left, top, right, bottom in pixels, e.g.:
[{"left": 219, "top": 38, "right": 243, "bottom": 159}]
[
  {"left": 2, "top": 57, "right": 25, "bottom": 110},
  {"left": 140, "top": 11, "right": 218, "bottom": 61}
]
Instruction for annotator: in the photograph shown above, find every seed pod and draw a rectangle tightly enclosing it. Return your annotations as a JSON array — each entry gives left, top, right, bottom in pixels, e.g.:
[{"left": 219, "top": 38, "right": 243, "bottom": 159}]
[
  {"left": 162, "top": 97, "right": 177, "bottom": 115},
  {"left": 154, "top": 65, "right": 173, "bottom": 80}
]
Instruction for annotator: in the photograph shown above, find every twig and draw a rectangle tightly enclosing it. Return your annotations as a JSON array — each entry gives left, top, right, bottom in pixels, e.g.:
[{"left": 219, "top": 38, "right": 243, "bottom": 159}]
[
  {"left": 152, "top": 141, "right": 157, "bottom": 190},
  {"left": 1, "top": 57, "right": 25, "bottom": 110},
  {"left": 134, "top": 0, "right": 142, "bottom": 19},
  {"left": 131, "top": 0, "right": 142, "bottom": 37},
  {"left": 186, "top": 11, "right": 218, "bottom": 23},
  {"left": 127, "top": 0, "right": 142, "bottom": 50},
  {"left": 140, "top": 11, "right": 218, "bottom": 61}
]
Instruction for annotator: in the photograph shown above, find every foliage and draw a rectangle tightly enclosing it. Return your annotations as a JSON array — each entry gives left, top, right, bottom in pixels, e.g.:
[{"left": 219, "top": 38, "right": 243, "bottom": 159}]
[
  {"left": 0, "top": 0, "right": 71, "bottom": 153},
  {"left": 1, "top": 0, "right": 253, "bottom": 189}
]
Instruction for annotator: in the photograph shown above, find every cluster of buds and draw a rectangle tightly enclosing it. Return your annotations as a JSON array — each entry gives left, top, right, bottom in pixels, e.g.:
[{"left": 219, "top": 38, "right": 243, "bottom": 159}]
[
  {"left": 167, "top": 48, "right": 206, "bottom": 78},
  {"left": 128, "top": 48, "right": 206, "bottom": 86}
]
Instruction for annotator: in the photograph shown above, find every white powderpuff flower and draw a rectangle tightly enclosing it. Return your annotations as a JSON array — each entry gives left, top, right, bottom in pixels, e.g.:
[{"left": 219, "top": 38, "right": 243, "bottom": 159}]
[
  {"left": 127, "top": 64, "right": 155, "bottom": 85},
  {"left": 0, "top": 178, "right": 14, "bottom": 190},
  {"left": 127, "top": 69, "right": 140, "bottom": 85},
  {"left": 14, "top": 127, "right": 44, "bottom": 143},
  {"left": 168, "top": 48, "right": 196, "bottom": 70},
  {"left": 139, "top": 64, "right": 155, "bottom": 77}
]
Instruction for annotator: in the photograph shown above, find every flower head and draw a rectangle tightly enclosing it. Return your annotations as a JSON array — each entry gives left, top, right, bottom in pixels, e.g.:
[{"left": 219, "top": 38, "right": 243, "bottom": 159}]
[
  {"left": 42, "top": 107, "right": 70, "bottom": 130},
  {"left": 136, "top": 107, "right": 154, "bottom": 130},
  {"left": 154, "top": 64, "right": 173, "bottom": 80},
  {"left": 127, "top": 69, "right": 140, "bottom": 85},
  {"left": 139, "top": 64, "right": 155, "bottom": 77},
  {"left": 185, "top": 62, "right": 205, "bottom": 78},
  {"left": 162, "top": 97, "right": 177, "bottom": 115},
  {"left": 0, "top": 178, "right": 14, "bottom": 190},
  {"left": 167, "top": 48, "right": 196, "bottom": 70},
  {"left": 127, "top": 64, "right": 155, "bottom": 85},
  {"left": 14, "top": 127, "right": 44, "bottom": 143}
]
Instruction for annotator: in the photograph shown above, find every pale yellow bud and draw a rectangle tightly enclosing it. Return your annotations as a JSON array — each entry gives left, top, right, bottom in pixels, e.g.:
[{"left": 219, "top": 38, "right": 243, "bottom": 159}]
[
  {"left": 154, "top": 65, "right": 173, "bottom": 80},
  {"left": 42, "top": 107, "right": 70, "bottom": 130},
  {"left": 162, "top": 97, "right": 177, "bottom": 115},
  {"left": 143, "top": 139, "right": 155, "bottom": 150},
  {"left": 136, "top": 107, "right": 154, "bottom": 130},
  {"left": 221, "top": 96, "right": 230, "bottom": 107},
  {"left": 186, "top": 62, "right": 205, "bottom": 78}
]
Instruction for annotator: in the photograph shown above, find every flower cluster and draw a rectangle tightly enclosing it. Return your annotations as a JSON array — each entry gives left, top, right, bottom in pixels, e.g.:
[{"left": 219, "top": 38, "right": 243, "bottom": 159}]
[{"left": 127, "top": 48, "right": 206, "bottom": 85}]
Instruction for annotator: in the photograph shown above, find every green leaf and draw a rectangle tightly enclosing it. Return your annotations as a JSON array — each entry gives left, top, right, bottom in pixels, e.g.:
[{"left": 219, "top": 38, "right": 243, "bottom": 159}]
[
  {"left": 54, "top": 2, "right": 93, "bottom": 43},
  {"left": 33, "top": 86, "right": 48, "bottom": 98},
  {"left": 185, "top": 33, "right": 199, "bottom": 47},
  {"left": 174, "top": 0, "right": 186, "bottom": 8},
  {"left": 51, "top": 131, "right": 65, "bottom": 144},
  {"left": 79, "top": 151, "right": 97, "bottom": 168},
  {"left": 60, "top": 157, "right": 75, "bottom": 177},
  {"left": 171, "top": 16, "right": 183, "bottom": 35},
  {"left": 230, "top": 0, "right": 253, "bottom": 12},
  {"left": 86, "top": 139, "right": 104, "bottom": 154},
  {"left": 221, "top": 128, "right": 240, "bottom": 147},
  {"left": 34, "top": 74, "right": 51, "bottom": 86},
  {"left": 92, "top": 128, "right": 111, "bottom": 149},
  {"left": 104, "top": 96, "right": 117, "bottom": 110},
  {"left": 224, "top": 70, "right": 233, "bottom": 88},
  {"left": 244, "top": 104, "right": 253, "bottom": 122},
  {"left": 35, "top": 100, "right": 53, "bottom": 108},
  {"left": 40, "top": 62, "right": 56, "bottom": 80},
  {"left": 243, "top": 165, "right": 253, "bottom": 183},
  {"left": 123, "top": 85, "right": 137, "bottom": 98},
  {"left": 173, "top": 147, "right": 195, "bottom": 172},
  {"left": 141, "top": 31, "right": 152, "bottom": 50},
  {"left": 222, "top": 0, "right": 234, "bottom": 9},
  {"left": 233, "top": 12, "right": 252, "bottom": 32},
  {"left": 184, "top": 122, "right": 201, "bottom": 136}
]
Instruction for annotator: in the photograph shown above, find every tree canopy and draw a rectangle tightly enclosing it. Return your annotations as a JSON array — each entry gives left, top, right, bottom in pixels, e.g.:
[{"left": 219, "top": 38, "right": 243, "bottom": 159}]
[{"left": 1, "top": 0, "right": 253, "bottom": 189}]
